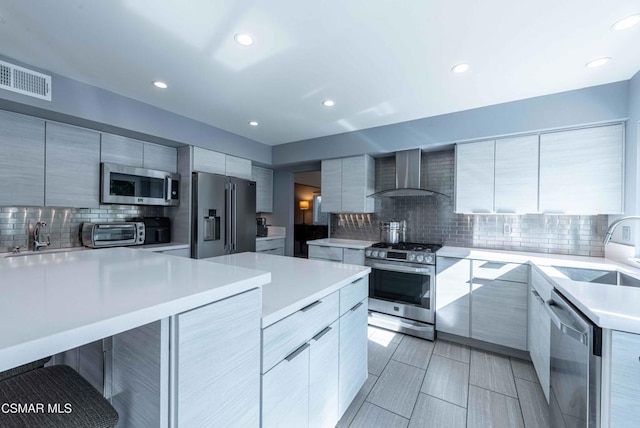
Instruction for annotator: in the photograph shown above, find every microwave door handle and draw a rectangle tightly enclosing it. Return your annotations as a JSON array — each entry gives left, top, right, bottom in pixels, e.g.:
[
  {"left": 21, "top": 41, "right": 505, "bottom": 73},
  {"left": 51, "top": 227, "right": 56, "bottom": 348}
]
[{"left": 164, "top": 176, "right": 172, "bottom": 202}]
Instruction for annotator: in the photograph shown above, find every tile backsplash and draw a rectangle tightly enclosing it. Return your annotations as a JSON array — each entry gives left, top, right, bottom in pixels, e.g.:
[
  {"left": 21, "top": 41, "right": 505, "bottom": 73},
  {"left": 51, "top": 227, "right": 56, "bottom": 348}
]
[
  {"left": 330, "top": 149, "right": 607, "bottom": 257},
  {"left": 0, "top": 205, "right": 162, "bottom": 252}
]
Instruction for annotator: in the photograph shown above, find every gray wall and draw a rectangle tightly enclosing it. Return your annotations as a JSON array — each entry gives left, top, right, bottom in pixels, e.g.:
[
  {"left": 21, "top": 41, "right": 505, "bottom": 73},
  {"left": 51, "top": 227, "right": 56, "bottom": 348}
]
[
  {"left": 0, "top": 54, "right": 271, "bottom": 165},
  {"left": 272, "top": 81, "right": 629, "bottom": 165},
  {"left": 330, "top": 151, "right": 607, "bottom": 257}
]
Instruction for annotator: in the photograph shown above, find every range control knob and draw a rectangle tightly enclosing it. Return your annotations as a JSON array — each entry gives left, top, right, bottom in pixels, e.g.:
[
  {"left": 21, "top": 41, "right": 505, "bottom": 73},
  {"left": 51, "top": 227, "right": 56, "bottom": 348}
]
[
  {"left": 416, "top": 255, "right": 425, "bottom": 263},
  {"left": 408, "top": 254, "right": 416, "bottom": 262},
  {"left": 378, "top": 251, "right": 386, "bottom": 259},
  {"left": 425, "top": 255, "right": 434, "bottom": 264},
  {"left": 365, "top": 250, "right": 372, "bottom": 257},
  {"left": 372, "top": 251, "right": 379, "bottom": 258}
]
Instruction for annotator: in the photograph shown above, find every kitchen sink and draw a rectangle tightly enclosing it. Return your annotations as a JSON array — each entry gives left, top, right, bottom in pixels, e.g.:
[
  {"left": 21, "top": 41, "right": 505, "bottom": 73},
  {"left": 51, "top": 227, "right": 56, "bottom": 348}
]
[{"left": 551, "top": 266, "right": 640, "bottom": 288}]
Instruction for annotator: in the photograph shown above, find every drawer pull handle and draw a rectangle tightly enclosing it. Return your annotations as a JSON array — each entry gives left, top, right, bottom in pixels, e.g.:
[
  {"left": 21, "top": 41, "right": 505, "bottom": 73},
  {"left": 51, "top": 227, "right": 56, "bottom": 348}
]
[
  {"left": 301, "top": 300, "right": 322, "bottom": 312},
  {"left": 530, "top": 289, "right": 544, "bottom": 304},
  {"left": 312, "top": 326, "right": 332, "bottom": 341},
  {"left": 350, "top": 302, "right": 363, "bottom": 312},
  {"left": 285, "top": 343, "right": 309, "bottom": 362}
]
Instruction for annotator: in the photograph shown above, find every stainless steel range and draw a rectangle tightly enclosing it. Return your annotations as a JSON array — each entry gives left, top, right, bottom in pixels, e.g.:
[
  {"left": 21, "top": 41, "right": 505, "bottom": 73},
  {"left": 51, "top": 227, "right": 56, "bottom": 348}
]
[{"left": 365, "top": 242, "right": 441, "bottom": 341}]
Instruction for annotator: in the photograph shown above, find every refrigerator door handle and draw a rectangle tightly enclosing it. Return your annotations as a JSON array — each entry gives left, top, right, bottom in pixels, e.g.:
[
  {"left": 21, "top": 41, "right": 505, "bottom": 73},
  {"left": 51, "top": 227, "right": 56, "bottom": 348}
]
[
  {"left": 225, "top": 182, "right": 233, "bottom": 252},
  {"left": 232, "top": 183, "right": 237, "bottom": 251}
]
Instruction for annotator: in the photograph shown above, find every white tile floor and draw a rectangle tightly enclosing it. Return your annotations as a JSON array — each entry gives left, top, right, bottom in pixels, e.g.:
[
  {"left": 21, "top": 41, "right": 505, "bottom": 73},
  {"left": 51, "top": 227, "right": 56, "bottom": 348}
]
[{"left": 336, "top": 326, "right": 551, "bottom": 428}]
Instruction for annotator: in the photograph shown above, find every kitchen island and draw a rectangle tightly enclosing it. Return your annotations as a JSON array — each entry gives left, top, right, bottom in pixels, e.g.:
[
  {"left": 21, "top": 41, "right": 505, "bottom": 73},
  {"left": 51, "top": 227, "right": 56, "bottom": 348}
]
[{"left": 206, "top": 252, "right": 371, "bottom": 428}]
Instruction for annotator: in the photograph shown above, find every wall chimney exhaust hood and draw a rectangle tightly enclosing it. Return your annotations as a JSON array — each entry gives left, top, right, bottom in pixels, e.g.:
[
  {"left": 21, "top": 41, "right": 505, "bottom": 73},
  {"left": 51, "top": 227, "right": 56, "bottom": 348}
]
[{"left": 369, "top": 149, "right": 449, "bottom": 198}]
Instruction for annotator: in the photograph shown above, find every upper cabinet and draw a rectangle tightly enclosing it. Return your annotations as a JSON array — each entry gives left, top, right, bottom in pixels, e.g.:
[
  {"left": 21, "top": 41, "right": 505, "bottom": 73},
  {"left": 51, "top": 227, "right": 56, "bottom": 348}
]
[
  {"left": 101, "top": 134, "right": 177, "bottom": 173},
  {"left": 0, "top": 110, "right": 45, "bottom": 206},
  {"left": 455, "top": 124, "right": 623, "bottom": 215},
  {"left": 252, "top": 166, "right": 274, "bottom": 213},
  {"left": 321, "top": 155, "right": 374, "bottom": 213},
  {"left": 46, "top": 122, "right": 101, "bottom": 208},
  {"left": 455, "top": 140, "right": 495, "bottom": 214},
  {"left": 193, "top": 147, "right": 252, "bottom": 180},
  {"left": 539, "top": 124, "right": 623, "bottom": 215}
]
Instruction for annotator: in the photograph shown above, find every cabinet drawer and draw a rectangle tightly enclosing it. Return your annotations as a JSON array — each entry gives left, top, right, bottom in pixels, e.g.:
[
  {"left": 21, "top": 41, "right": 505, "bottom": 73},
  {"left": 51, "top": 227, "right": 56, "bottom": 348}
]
[
  {"left": 262, "top": 291, "right": 339, "bottom": 373},
  {"left": 339, "top": 277, "right": 368, "bottom": 316},
  {"left": 308, "top": 245, "right": 344, "bottom": 262},
  {"left": 343, "top": 248, "right": 364, "bottom": 265},
  {"left": 531, "top": 267, "right": 554, "bottom": 301},
  {"left": 472, "top": 260, "right": 529, "bottom": 283},
  {"left": 256, "top": 239, "right": 284, "bottom": 252}
]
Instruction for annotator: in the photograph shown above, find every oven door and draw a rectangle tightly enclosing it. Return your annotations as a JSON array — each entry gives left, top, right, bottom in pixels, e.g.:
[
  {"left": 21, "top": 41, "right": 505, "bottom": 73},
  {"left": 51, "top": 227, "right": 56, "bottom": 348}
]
[{"left": 368, "top": 261, "right": 435, "bottom": 323}]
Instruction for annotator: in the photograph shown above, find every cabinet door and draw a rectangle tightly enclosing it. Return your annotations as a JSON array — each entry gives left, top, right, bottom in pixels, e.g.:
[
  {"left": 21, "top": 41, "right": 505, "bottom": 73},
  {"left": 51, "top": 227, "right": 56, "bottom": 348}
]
[
  {"left": 100, "top": 133, "right": 143, "bottom": 167},
  {"left": 341, "top": 155, "right": 374, "bottom": 213},
  {"left": 143, "top": 142, "right": 177, "bottom": 173},
  {"left": 610, "top": 330, "right": 640, "bottom": 427},
  {"left": 262, "top": 344, "right": 310, "bottom": 428},
  {"left": 0, "top": 110, "right": 45, "bottom": 206},
  {"left": 225, "top": 155, "right": 252, "bottom": 180},
  {"left": 455, "top": 140, "right": 495, "bottom": 213},
  {"left": 176, "top": 289, "right": 261, "bottom": 428},
  {"left": 45, "top": 122, "right": 101, "bottom": 208},
  {"left": 193, "top": 147, "right": 226, "bottom": 175},
  {"left": 309, "top": 322, "right": 339, "bottom": 428},
  {"left": 539, "top": 124, "right": 623, "bottom": 214},
  {"left": 252, "top": 166, "right": 273, "bottom": 213},
  {"left": 321, "top": 159, "right": 342, "bottom": 212},
  {"left": 528, "top": 281, "right": 550, "bottom": 401},
  {"left": 435, "top": 257, "right": 471, "bottom": 337},
  {"left": 343, "top": 248, "right": 364, "bottom": 265},
  {"left": 494, "top": 135, "right": 539, "bottom": 213},
  {"left": 471, "top": 278, "right": 528, "bottom": 350},
  {"left": 338, "top": 299, "right": 368, "bottom": 417}
]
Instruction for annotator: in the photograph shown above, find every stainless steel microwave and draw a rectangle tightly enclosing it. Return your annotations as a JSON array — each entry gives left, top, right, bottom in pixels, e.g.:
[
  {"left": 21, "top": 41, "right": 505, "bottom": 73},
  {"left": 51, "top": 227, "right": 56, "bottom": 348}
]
[{"left": 101, "top": 163, "right": 180, "bottom": 206}]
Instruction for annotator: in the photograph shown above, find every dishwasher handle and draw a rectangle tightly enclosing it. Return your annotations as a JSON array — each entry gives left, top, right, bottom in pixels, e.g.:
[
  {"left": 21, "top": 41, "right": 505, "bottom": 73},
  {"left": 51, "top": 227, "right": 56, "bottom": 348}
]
[{"left": 545, "top": 299, "right": 589, "bottom": 346}]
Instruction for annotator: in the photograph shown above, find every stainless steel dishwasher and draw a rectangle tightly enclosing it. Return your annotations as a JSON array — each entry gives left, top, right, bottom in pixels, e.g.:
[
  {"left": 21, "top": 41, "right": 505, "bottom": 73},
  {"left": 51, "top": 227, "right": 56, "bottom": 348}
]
[{"left": 547, "top": 289, "right": 602, "bottom": 428}]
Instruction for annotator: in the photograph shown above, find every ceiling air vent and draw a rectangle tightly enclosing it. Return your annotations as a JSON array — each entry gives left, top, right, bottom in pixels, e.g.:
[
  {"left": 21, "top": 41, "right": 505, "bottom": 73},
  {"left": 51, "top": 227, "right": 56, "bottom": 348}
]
[{"left": 0, "top": 60, "right": 51, "bottom": 101}]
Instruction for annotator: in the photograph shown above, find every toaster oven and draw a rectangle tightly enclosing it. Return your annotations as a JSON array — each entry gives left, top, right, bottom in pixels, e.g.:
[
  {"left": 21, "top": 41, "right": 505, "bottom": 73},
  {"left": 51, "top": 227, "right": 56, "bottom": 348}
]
[{"left": 81, "top": 222, "right": 145, "bottom": 248}]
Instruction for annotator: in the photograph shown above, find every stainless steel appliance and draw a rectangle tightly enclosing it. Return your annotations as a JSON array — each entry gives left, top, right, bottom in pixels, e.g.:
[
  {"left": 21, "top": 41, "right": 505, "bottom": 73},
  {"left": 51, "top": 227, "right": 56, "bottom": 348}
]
[
  {"left": 379, "top": 221, "right": 406, "bottom": 244},
  {"left": 101, "top": 163, "right": 180, "bottom": 206},
  {"left": 547, "top": 289, "right": 602, "bottom": 428},
  {"left": 365, "top": 242, "right": 441, "bottom": 340},
  {"left": 138, "top": 217, "right": 171, "bottom": 244},
  {"left": 256, "top": 218, "right": 268, "bottom": 237},
  {"left": 81, "top": 222, "right": 145, "bottom": 248},
  {"left": 191, "top": 172, "right": 256, "bottom": 259}
]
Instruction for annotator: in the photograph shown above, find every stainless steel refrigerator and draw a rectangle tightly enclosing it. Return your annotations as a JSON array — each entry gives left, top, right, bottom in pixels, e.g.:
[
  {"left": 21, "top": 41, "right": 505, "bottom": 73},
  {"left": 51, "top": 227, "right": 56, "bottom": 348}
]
[{"left": 191, "top": 172, "right": 256, "bottom": 259}]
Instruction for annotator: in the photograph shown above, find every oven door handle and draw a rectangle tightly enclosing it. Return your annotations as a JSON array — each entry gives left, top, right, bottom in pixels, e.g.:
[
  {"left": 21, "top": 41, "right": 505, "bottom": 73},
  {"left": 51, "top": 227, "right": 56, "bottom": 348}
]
[{"left": 371, "top": 263, "right": 433, "bottom": 275}]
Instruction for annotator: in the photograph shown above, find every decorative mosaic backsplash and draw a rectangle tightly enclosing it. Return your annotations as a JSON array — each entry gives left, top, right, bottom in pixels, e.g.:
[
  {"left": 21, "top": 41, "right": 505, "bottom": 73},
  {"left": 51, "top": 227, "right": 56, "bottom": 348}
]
[
  {"left": 0, "top": 205, "right": 162, "bottom": 252},
  {"left": 330, "top": 149, "right": 607, "bottom": 257}
]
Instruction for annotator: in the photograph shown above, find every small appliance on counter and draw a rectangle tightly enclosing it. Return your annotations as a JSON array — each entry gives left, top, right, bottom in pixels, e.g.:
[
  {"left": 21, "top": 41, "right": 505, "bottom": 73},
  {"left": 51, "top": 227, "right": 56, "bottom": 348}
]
[
  {"left": 256, "top": 218, "right": 268, "bottom": 237},
  {"left": 136, "top": 217, "right": 171, "bottom": 244},
  {"left": 81, "top": 222, "right": 145, "bottom": 248}
]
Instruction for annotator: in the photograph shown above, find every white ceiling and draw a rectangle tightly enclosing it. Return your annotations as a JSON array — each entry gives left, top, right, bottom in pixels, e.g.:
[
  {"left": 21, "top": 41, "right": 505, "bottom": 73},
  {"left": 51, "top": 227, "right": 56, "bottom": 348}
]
[{"left": 1, "top": 1, "right": 640, "bottom": 146}]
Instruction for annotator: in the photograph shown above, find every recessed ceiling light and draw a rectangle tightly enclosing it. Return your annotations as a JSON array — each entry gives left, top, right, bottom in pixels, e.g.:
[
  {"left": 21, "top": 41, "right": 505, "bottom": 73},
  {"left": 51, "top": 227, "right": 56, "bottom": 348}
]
[
  {"left": 585, "top": 57, "right": 611, "bottom": 68},
  {"left": 248, "top": 121, "right": 259, "bottom": 126},
  {"left": 322, "top": 100, "right": 335, "bottom": 107},
  {"left": 152, "top": 80, "right": 168, "bottom": 89},
  {"left": 612, "top": 13, "right": 640, "bottom": 31},
  {"left": 234, "top": 33, "right": 254, "bottom": 46},
  {"left": 451, "top": 63, "right": 470, "bottom": 73}
]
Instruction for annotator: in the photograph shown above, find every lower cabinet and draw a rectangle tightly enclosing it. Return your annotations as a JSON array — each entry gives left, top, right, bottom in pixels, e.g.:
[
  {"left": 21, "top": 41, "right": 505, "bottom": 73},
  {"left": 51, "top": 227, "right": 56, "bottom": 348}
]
[
  {"left": 610, "top": 330, "right": 640, "bottom": 427},
  {"left": 528, "top": 268, "right": 552, "bottom": 401},
  {"left": 338, "top": 298, "right": 368, "bottom": 417},
  {"left": 436, "top": 257, "right": 471, "bottom": 337},
  {"left": 309, "top": 322, "right": 339, "bottom": 428},
  {"left": 256, "top": 238, "right": 285, "bottom": 256},
  {"left": 308, "top": 244, "right": 365, "bottom": 266}
]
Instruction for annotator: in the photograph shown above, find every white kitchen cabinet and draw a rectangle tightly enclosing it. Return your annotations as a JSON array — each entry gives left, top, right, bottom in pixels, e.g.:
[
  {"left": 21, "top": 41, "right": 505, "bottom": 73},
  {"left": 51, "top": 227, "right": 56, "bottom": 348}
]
[
  {"left": 309, "top": 321, "right": 339, "bottom": 428},
  {"left": 343, "top": 248, "right": 365, "bottom": 265},
  {"left": 193, "top": 147, "right": 226, "bottom": 175},
  {"left": 307, "top": 244, "right": 366, "bottom": 266},
  {"left": 539, "top": 124, "right": 624, "bottom": 214},
  {"left": 494, "top": 135, "right": 539, "bottom": 214},
  {"left": 321, "top": 155, "right": 374, "bottom": 213},
  {"left": 262, "top": 344, "right": 310, "bottom": 428},
  {"left": 101, "top": 133, "right": 144, "bottom": 167},
  {"left": 528, "top": 268, "right": 552, "bottom": 401},
  {"left": 435, "top": 257, "right": 471, "bottom": 337},
  {"left": 45, "top": 122, "right": 101, "bottom": 208},
  {"left": 0, "top": 110, "right": 45, "bottom": 206},
  {"left": 143, "top": 142, "right": 177, "bottom": 173},
  {"left": 252, "top": 166, "right": 274, "bottom": 212},
  {"left": 338, "top": 298, "right": 368, "bottom": 417},
  {"left": 225, "top": 155, "right": 252, "bottom": 180},
  {"left": 455, "top": 140, "right": 495, "bottom": 214},
  {"left": 175, "top": 288, "right": 261, "bottom": 428},
  {"left": 609, "top": 330, "right": 640, "bottom": 427},
  {"left": 256, "top": 238, "right": 285, "bottom": 256}
]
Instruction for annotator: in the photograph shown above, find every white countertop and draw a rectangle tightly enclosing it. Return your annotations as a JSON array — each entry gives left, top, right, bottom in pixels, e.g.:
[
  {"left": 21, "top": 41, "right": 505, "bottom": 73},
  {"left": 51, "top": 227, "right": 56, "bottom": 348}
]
[
  {"left": 0, "top": 248, "right": 270, "bottom": 371},
  {"left": 137, "top": 242, "right": 190, "bottom": 252},
  {"left": 306, "top": 238, "right": 378, "bottom": 250},
  {"left": 439, "top": 246, "right": 640, "bottom": 334},
  {"left": 257, "top": 235, "right": 286, "bottom": 241},
  {"left": 204, "top": 252, "right": 371, "bottom": 327}
]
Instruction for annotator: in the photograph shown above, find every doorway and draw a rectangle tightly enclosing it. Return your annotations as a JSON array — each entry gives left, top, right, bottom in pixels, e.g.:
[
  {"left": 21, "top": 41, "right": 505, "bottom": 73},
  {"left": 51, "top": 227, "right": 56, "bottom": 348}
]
[{"left": 293, "top": 171, "right": 328, "bottom": 257}]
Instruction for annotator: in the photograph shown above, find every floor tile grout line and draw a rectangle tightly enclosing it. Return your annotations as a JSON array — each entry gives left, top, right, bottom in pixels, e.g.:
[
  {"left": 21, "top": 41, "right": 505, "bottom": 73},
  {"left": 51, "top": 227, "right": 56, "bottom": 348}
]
[
  {"left": 357, "top": 401, "right": 410, "bottom": 424},
  {"left": 508, "top": 356, "right": 528, "bottom": 428},
  {"left": 469, "top": 384, "right": 521, "bottom": 400},
  {"left": 406, "top": 352, "right": 432, "bottom": 423},
  {"left": 422, "top": 391, "right": 468, "bottom": 411}
]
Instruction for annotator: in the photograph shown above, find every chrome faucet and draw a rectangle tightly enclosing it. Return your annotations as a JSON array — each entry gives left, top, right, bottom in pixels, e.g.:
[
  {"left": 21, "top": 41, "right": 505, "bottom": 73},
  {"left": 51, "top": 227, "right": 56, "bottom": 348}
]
[
  {"left": 33, "top": 221, "right": 51, "bottom": 251},
  {"left": 603, "top": 216, "right": 640, "bottom": 245}
]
